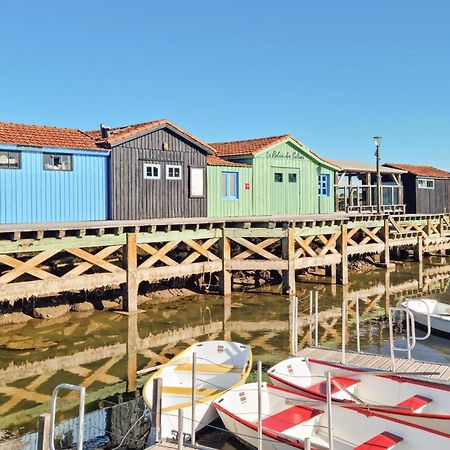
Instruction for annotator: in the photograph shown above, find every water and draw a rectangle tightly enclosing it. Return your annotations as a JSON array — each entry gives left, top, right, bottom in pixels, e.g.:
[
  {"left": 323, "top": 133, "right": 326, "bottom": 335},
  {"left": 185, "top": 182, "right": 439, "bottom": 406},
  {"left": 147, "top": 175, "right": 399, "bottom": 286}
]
[{"left": 0, "top": 258, "right": 449, "bottom": 448}]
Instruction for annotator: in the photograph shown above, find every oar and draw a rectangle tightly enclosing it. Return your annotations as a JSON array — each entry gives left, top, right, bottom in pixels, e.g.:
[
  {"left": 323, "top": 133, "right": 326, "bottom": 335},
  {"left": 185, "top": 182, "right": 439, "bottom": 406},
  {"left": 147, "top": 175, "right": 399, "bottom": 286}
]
[
  {"left": 330, "top": 370, "right": 441, "bottom": 377},
  {"left": 285, "top": 398, "right": 412, "bottom": 411}
]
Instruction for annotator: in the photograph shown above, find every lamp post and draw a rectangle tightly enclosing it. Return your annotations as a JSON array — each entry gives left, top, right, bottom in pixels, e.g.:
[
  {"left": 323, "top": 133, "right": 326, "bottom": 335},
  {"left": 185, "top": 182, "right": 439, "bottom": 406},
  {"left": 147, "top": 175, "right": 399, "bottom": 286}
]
[{"left": 374, "top": 136, "right": 382, "bottom": 214}]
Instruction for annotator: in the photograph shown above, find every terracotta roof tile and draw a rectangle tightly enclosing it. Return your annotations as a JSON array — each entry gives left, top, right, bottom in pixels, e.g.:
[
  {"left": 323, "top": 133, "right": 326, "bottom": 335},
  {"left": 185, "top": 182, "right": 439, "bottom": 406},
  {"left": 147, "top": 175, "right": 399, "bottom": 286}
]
[
  {"left": 207, "top": 155, "right": 251, "bottom": 167},
  {"left": 210, "top": 135, "right": 290, "bottom": 156},
  {"left": 384, "top": 163, "right": 450, "bottom": 178},
  {"left": 88, "top": 119, "right": 215, "bottom": 154},
  {"left": 0, "top": 122, "right": 102, "bottom": 151}
]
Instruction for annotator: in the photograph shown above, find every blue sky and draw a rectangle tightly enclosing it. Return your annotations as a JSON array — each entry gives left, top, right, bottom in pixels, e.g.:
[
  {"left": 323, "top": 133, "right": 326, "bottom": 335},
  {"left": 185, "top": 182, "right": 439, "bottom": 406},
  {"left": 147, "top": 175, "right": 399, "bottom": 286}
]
[{"left": 1, "top": 0, "right": 449, "bottom": 168}]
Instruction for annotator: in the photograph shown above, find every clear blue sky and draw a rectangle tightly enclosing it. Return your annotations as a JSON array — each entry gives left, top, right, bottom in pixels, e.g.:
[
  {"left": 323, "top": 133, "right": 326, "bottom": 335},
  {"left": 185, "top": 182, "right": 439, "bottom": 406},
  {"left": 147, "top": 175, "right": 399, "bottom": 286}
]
[{"left": 1, "top": 0, "right": 449, "bottom": 168}]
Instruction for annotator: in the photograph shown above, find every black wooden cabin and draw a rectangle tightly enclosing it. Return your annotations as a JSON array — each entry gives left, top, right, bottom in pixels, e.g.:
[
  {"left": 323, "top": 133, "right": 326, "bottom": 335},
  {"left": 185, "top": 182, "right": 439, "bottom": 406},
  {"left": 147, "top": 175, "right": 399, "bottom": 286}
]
[
  {"left": 384, "top": 163, "right": 450, "bottom": 214},
  {"left": 92, "top": 120, "right": 214, "bottom": 220}
]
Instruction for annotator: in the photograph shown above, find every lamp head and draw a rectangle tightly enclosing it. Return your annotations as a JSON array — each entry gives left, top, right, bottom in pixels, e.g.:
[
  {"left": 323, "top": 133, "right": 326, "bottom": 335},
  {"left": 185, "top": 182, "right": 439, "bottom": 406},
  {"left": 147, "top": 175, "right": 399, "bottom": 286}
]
[{"left": 373, "top": 136, "right": 382, "bottom": 147}]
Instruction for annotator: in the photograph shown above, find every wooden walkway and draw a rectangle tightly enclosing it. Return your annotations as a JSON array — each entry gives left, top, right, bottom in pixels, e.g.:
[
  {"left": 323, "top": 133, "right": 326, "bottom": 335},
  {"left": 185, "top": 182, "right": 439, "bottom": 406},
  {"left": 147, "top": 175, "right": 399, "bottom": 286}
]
[{"left": 299, "top": 347, "right": 450, "bottom": 384}]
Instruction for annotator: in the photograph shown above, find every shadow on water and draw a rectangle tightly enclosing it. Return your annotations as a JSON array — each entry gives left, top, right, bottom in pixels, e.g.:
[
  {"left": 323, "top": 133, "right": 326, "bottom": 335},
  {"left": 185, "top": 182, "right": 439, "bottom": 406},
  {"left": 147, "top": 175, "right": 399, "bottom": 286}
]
[{"left": 0, "top": 258, "right": 449, "bottom": 448}]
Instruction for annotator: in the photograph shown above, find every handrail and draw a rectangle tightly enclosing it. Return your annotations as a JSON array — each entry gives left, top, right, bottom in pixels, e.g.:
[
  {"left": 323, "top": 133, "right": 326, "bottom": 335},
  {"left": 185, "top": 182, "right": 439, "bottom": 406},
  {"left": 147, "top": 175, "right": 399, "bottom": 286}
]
[
  {"left": 388, "top": 306, "right": 416, "bottom": 371},
  {"left": 49, "top": 383, "right": 85, "bottom": 450},
  {"left": 403, "top": 299, "right": 432, "bottom": 341}
]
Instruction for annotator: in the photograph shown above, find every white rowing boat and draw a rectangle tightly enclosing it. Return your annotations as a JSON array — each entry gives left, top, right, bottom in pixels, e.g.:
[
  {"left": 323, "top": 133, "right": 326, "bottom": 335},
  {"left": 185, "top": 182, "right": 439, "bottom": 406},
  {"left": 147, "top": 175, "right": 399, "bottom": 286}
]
[
  {"left": 214, "top": 382, "right": 450, "bottom": 449},
  {"left": 268, "top": 357, "right": 450, "bottom": 433},
  {"left": 402, "top": 298, "right": 450, "bottom": 337},
  {"left": 143, "top": 340, "right": 252, "bottom": 439}
]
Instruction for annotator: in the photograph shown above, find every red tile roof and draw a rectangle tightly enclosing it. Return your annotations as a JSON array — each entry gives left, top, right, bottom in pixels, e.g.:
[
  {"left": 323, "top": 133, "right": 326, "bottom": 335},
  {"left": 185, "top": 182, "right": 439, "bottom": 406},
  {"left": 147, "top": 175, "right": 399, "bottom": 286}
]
[
  {"left": 207, "top": 155, "right": 251, "bottom": 167},
  {"left": 0, "top": 122, "right": 102, "bottom": 151},
  {"left": 211, "top": 135, "right": 290, "bottom": 156},
  {"left": 384, "top": 163, "right": 450, "bottom": 178},
  {"left": 88, "top": 119, "right": 215, "bottom": 154}
]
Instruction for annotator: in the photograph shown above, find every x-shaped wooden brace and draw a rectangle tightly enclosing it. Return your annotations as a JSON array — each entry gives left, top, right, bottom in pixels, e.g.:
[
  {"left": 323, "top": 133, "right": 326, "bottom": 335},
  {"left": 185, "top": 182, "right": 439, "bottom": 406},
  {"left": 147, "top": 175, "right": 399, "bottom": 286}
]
[
  {"left": 138, "top": 241, "right": 179, "bottom": 268},
  {"left": 66, "top": 247, "right": 124, "bottom": 274},
  {"left": 294, "top": 235, "right": 317, "bottom": 258},
  {"left": 232, "top": 237, "right": 280, "bottom": 260},
  {"left": 182, "top": 238, "right": 220, "bottom": 264},
  {"left": 0, "top": 249, "right": 60, "bottom": 284},
  {"left": 316, "top": 233, "right": 340, "bottom": 256},
  {"left": 358, "top": 227, "right": 383, "bottom": 245}
]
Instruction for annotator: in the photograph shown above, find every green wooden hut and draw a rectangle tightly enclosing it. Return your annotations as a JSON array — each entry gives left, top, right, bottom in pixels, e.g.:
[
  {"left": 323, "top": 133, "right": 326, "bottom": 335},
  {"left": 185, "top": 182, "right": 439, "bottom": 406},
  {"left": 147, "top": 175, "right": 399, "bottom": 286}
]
[{"left": 209, "top": 135, "right": 338, "bottom": 216}]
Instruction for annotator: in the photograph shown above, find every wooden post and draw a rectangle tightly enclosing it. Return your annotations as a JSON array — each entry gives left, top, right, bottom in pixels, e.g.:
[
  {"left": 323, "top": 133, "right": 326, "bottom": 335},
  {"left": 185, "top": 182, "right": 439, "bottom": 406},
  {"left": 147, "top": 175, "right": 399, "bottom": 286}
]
[
  {"left": 325, "top": 264, "right": 337, "bottom": 283},
  {"left": 426, "top": 218, "right": 433, "bottom": 237},
  {"left": 336, "top": 223, "right": 348, "bottom": 285},
  {"left": 282, "top": 225, "right": 296, "bottom": 296},
  {"left": 37, "top": 413, "right": 50, "bottom": 450},
  {"left": 219, "top": 228, "right": 231, "bottom": 296},
  {"left": 126, "top": 313, "right": 138, "bottom": 392},
  {"left": 414, "top": 235, "right": 423, "bottom": 263},
  {"left": 223, "top": 295, "right": 231, "bottom": 341},
  {"left": 149, "top": 377, "right": 163, "bottom": 445},
  {"left": 382, "top": 218, "right": 390, "bottom": 265},
  {"left": 439, "top": 216, "right": 445, "bottom": 236},
  {"left": 385, "top": 270, "right": 391, "bottom": 317},
  {"left": 123, "top": 233, "right": 138, "bottom": 312}
]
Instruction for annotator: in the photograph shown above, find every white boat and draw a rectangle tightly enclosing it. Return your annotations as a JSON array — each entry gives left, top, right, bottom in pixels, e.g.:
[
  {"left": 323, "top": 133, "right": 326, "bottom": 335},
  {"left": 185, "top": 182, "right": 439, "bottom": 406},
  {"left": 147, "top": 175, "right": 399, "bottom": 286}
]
[
  {"left": 402, "top": 298, "right": 450, "bottom": 337},
  {"left": 268, "top": 357, "right": 450, "bottom": 433},
  {"left": 214, "top": 382, "right": 450, "bottom": 449},
  {"left": 143, "top": 340, "right": 252, "bottom": 439}
]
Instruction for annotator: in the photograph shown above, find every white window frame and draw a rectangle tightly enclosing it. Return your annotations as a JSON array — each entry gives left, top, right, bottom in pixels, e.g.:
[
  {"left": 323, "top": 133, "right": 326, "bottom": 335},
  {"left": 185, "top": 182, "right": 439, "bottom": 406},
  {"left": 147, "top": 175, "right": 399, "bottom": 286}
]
[
  {"left": 143, "top": 163, "right": 161, "bottom": 180},
  {"left": 166, "top": 164, "right": 182, "bottom": 180},
  {"left": 417, "top": 178, "right": 435, "bottom": 189},
  {"left": 190, "top": 167, "right": 205, "bottom": 197}
]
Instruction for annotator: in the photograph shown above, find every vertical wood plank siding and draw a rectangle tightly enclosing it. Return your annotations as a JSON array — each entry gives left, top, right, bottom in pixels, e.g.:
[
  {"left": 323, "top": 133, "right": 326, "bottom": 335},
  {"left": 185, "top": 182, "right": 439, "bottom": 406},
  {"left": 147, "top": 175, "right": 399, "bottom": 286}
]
[
  {"left": 415, "top": 177, "right": 450, "bottom": 214},
  {"left": 207, "top": 166, "right": 253, "bottom": 216},
  {"left": 0, "top": 147, "right": 108, "bottom": 224},
  {"left": 111, "top": 128, "right": 208, "bottom": 220}
]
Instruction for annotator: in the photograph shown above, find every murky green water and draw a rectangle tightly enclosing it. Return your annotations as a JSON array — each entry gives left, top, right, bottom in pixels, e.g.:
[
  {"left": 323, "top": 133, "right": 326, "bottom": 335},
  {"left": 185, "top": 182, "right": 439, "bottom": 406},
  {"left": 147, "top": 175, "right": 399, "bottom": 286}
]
[{"left": 0, "top": 258, "right": 449, "bottom": 448}]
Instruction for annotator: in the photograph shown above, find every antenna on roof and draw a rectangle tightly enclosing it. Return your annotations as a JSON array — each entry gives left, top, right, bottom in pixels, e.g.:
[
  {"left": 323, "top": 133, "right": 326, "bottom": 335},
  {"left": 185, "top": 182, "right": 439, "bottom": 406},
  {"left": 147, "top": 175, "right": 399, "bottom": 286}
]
[{"left": 100, "top": 124, "right": 111, "bottom": 139}]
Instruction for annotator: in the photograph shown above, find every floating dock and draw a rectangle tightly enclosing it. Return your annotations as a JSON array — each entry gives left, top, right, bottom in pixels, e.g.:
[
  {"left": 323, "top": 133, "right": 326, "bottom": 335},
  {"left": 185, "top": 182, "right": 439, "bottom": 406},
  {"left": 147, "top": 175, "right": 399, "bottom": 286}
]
[{"left": 299, "top": 346, "right": 450, "bottom": 383}]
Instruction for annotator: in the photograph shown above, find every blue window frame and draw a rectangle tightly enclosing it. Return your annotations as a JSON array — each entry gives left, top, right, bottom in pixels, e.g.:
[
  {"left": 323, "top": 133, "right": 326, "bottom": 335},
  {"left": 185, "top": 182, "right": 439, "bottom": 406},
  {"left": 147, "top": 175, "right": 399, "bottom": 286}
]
[
  {"left": 318, "top": 173, "right": 330, "bottom": 197},
  {"left": 221, "top": 171, "right": 239, "bottom": 200}
]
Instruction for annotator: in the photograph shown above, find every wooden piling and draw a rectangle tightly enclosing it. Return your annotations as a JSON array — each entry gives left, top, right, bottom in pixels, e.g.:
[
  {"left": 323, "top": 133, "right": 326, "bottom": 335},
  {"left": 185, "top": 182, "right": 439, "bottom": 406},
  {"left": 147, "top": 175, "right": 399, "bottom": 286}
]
[
  {"left": 414, "top": 235, "right": 423, "bottom": 263},
  {"left": 219, "top": 229, "right": 231, "bottom": 296},
  {"left": 383, "top": 218, "right": 390, "bottom": 265},
  {"left": 37, "top": 413, "right": 50, "bottom": 450},
  {"left": 122, "top": 233, "right": 138, "bottom": 312},
  {"left": 282, "top": 226, "right": 296, "bottom": 295},
  {"left": 126, "top": 313, "right": 138, "bottom": 392},
  {"left": 336, "top": 223, "right": 348, "bottom": 285}
]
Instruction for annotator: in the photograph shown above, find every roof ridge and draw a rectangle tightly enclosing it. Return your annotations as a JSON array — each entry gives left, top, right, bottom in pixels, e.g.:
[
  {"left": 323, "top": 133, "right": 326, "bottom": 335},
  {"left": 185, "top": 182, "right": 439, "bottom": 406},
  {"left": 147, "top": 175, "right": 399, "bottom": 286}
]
[
  {"left": 0, "top": 121, "right": 84, "bottom": 132},
  {"left": 210, "top": 134, "right": 290, "bottom": 145}
]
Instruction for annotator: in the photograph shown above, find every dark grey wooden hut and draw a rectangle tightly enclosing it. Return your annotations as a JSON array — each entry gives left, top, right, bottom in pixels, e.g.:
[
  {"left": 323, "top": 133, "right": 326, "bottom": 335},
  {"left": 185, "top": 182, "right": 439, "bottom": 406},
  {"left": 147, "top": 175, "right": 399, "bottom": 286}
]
[
  {"left": 92, "top": 120, "right": 214, "bottom": 220},
  {"left": 383, "top": 163, "right": 450, "bottom": 214}
]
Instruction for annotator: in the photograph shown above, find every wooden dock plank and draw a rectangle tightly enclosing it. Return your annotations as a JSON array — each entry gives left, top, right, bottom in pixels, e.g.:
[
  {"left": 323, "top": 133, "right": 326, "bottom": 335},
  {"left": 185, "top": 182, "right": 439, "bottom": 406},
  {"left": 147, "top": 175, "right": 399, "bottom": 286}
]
[{"left": 297, "top": 347, "right": 450, "bottom": 385}]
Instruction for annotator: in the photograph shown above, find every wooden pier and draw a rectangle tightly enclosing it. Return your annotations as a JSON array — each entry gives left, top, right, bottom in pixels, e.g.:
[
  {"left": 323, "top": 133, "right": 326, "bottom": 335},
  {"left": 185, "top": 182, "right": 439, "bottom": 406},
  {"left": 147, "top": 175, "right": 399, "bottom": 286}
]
[
  {"left": 1, "top": 213, "right": 450, "bottom": 311},
  {"left": 299, "top": 347, "right": 450, "bottom": 384}
]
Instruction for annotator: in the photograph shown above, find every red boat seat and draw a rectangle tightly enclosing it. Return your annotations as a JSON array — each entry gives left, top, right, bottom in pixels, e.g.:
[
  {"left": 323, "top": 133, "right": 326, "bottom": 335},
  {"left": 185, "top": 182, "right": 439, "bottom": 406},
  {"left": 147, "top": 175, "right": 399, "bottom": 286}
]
[
  {"left": 354, "top": 431, "right": 403, "bottom": 450},
  {"left": 262, "top": 406, "right": 323, "bottom": 433},
  {"left": 309, "top": 376, "right": 360, "bottom": 396},
  {"left": 397, "top": 395, "right": 432, "bottom": 412}
]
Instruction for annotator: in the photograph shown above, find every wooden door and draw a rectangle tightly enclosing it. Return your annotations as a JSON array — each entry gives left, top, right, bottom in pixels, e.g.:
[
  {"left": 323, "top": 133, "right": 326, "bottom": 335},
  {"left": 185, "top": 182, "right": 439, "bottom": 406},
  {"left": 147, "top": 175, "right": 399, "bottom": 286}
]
[{"left": 271, "top": 168, "right": 300, "bottom": 215}]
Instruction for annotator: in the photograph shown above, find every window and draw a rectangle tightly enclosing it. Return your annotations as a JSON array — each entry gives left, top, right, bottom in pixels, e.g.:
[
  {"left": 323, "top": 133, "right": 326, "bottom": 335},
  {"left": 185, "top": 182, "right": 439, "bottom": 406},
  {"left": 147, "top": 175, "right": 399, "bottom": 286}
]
[
  {"left": 144, "top": 163, "right": 160, "bottom": 179},
  {"left": 318, "top": 173, "right": 330, "bottom": 196},
  {"left": 0, "top": 150, "right": 20, "bottom": 169},
  {"left": 288, "top": 173, "right": 297, "bottom": 183},
  {"left": 222, "top": 171, "right": 239, "bottom": 200},
  {"left": 43, "top": 153, "right": 72, "bottom": 171},
  {"left": 274, "top": 172, "right": 283, "bottom": 182},
  {"left": 417, "top": 178, "right": 435, "bottom": 189},
  {"left": 166, "top": 164, "right": 182, "bottom": 180},
  {"left": 190, "top": 167, "right": 205, "bottom": 197}
]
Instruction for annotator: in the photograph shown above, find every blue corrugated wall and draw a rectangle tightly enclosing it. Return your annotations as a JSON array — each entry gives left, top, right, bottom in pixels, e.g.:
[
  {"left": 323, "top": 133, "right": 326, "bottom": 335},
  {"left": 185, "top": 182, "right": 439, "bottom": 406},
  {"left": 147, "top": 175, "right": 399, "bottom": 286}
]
[{"left": 0, "top": 145, "right": 109, "bottom": 224}]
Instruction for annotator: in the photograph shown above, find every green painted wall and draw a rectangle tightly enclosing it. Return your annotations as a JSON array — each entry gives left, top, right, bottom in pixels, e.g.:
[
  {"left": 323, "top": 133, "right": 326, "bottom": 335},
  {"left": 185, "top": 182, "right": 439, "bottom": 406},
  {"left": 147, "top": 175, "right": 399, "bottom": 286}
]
[{"left": 207, "top": 165, "right": 254, "bottom": 217}]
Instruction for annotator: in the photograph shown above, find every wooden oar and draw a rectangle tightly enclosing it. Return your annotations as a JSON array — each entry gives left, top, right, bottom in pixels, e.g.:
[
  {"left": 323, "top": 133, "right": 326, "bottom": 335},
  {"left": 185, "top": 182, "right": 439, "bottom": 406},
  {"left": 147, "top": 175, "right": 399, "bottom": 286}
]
[
  {"left": 330, "top": 370, "right": 441, "bottom": 377},
  {"left": 285, "top": 398, "right": 411, "bottom": 411}
]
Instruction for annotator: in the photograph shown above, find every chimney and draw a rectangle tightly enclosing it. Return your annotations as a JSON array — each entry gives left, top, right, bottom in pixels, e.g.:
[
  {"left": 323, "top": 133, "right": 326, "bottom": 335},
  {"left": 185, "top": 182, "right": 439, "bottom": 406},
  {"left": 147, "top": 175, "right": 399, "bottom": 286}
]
[{"left": 100, "top": 124, "right": 111, "bottom": 139}]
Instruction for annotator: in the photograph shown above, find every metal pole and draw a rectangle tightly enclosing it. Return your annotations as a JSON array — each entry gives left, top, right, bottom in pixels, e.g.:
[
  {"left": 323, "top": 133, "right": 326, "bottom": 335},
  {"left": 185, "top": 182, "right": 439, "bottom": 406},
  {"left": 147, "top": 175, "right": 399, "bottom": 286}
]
[
  {"left": 376, "top": 144, "right": 381, "bottom": 214},
  {"left": 315, "top": 291, "right": 319, "bottom": 347},
  {"left": 309, "top": 291, "right": 313, "bottom": 347},
  {"left": 356, "top": 294, "right": 361, "bottom": 353},
  {"left": 341, "top": 299, "right": 346, "bottom": 364},
  {"left": 304, "top": 437, "right": 311, "bottom": 450},
  {"left": 191, "top": 351, "right": 197, "bottom": 445},
  {"left": 257, "top": 361, "right": 263, "bottom": 450},
  {"left": 177, "top": 409, "right": 184, "bottom": 450},
  {"left": 326, "top": 371, "right": 334, "bottom": 450}
]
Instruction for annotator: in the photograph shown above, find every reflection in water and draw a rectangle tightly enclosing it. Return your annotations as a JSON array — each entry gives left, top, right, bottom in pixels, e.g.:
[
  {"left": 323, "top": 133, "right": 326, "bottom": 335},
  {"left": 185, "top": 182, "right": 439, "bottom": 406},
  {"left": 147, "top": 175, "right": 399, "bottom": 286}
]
[{"left": 0, "top": 259, "right": 449, "bottom": 447}]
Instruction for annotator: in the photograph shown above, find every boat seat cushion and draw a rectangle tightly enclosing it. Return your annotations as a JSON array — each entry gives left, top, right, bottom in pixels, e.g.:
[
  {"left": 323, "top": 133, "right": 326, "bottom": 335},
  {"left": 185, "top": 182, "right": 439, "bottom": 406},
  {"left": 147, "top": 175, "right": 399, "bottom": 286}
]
[
  {"left": 309, "top": 376, "right": 360, "bottom": 396},
  {"left": 397, "top": 395, "right": 432, "bottom": 412},
  {"left": 354, "top": 431, "right": 403, "bottom": 450},
  {"left": 262, "top": 405, "right": 323, "bottom": 433}
]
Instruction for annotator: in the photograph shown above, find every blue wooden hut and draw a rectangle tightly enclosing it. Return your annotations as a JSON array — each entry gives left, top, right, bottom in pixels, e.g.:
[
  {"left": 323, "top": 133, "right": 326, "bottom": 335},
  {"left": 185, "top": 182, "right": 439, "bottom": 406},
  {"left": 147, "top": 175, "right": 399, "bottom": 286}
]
[{"left": 0, "top": 122, "right": 109, "bottom": 223}]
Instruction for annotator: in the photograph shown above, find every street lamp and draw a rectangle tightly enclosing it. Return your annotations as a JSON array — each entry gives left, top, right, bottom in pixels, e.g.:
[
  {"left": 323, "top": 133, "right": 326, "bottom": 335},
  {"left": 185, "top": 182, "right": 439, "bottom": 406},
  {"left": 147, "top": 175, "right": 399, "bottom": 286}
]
[{"left": 373, "top": 136, "right": 382, "bottom": 214}]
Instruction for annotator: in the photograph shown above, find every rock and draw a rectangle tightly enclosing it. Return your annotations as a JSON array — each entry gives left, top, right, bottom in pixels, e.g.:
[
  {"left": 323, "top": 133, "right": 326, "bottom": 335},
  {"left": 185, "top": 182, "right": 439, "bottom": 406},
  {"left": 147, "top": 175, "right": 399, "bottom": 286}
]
[
  {"left": 0, "top": 312, "right": 32, "bottom": 325},
  {"left": 70, "top": 301, "right": 95, "bottom": 312},
  {"left": 33, "top": 304, "right": 70, "bottom": 319},
  {"left": 101, "top": 299, "right": 121, "bottom": 310}
]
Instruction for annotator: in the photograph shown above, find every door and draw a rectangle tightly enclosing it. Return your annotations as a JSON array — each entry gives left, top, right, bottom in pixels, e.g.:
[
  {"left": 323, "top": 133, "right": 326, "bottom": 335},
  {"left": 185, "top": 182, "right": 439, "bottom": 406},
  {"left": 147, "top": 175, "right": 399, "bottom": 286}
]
[{"left": 270, "top": 168, "right": 300, "bottom": 215}]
